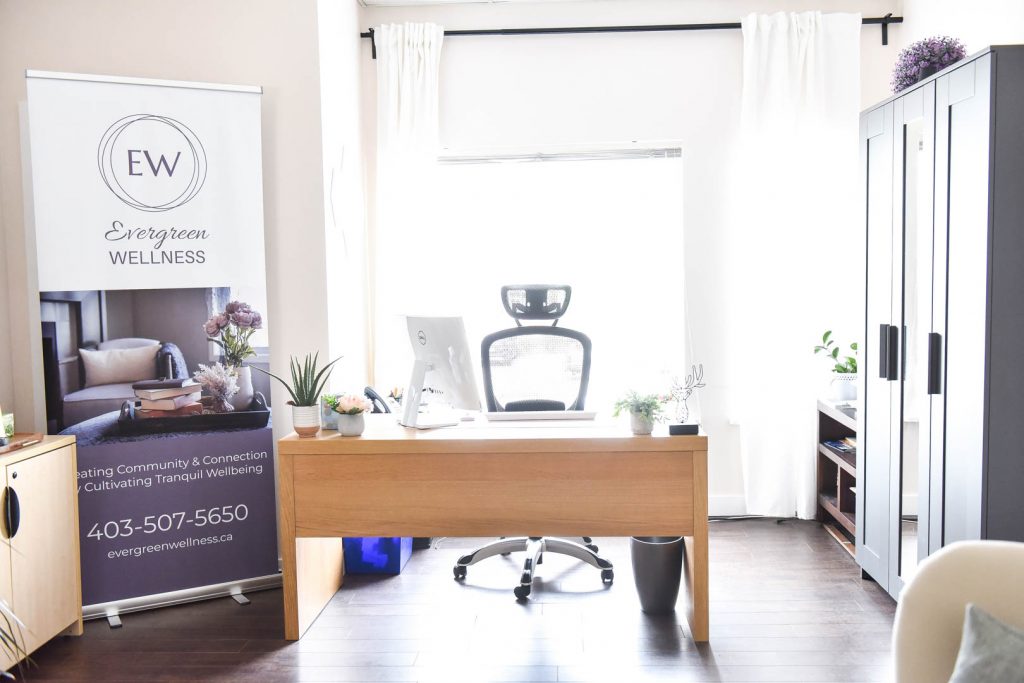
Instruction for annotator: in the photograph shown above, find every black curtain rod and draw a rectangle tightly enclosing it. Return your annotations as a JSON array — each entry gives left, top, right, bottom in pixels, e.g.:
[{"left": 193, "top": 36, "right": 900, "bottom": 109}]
[{"left": 361, "top": 13, "right": 903, "bottom": 58}]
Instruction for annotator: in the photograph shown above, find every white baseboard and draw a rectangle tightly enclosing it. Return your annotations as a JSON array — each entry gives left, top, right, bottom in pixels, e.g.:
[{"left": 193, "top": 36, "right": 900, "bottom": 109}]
[{"left": 709, "top": 495, "right": 747, "bottom": 517}]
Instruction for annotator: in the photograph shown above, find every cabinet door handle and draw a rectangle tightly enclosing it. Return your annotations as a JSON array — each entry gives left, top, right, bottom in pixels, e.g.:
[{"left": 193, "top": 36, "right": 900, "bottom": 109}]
[
  {"left": 928, "top": 332, "right": 943, "bottom": 395},
  {"left": 878, "top": 324, "right": 890, "bottom": 379},
  {"left": 1, "top": 486, "right": 19, "bottom": 539},
  {"left": 887, "top": 325, "right": 900, "bottom": 381}
]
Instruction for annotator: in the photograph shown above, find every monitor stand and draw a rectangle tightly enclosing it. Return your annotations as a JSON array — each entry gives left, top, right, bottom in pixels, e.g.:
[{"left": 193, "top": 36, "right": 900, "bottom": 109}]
[{"left": 399, "top": 360, "right": 459, "bottom": 430}]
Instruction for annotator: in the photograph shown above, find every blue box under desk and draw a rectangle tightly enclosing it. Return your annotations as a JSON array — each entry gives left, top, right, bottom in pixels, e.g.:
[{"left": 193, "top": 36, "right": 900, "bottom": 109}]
[{"left": 343, "top": 537, "right": 413, "bottom": 574}]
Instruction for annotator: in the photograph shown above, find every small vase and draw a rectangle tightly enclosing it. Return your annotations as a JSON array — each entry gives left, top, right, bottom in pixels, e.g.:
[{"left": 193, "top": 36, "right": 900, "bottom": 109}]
[
  {"left": 337, "top": 413, "right": 365, "bottom": 437},
  {"left": 630, "top": 412, "right": 654, "bottom": 436},
  {"left": 230, "top": 365, "right": 254, "bottom": 411},
  {"left": 291, "top": 404, "right": 320, "bottom": 438}
]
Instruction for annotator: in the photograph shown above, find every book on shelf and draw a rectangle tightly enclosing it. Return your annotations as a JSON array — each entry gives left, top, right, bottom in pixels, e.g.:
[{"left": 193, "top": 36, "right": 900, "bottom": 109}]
[
  {"left": 134, "top": 380, "right": 199, "bottom": 401},
  {"left": 136, "top": 392, "right": 201, "bottom": 411},
  {"left": 136, "top": 403, "right": 204, "bottom": 419},
  {"left": 823, "top": 439, "right": 855, "bottom": 454}
]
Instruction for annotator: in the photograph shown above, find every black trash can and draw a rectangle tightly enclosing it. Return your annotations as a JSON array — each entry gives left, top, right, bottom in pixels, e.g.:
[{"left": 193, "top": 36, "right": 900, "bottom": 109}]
[{"left": 630, "top": 536, "right": 685, "bottom": 614}]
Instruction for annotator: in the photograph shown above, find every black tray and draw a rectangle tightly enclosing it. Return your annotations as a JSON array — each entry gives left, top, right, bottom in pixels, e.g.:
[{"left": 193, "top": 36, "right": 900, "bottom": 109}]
[{"left": 117, "top": 392, "right": 271, "bottom": 435}]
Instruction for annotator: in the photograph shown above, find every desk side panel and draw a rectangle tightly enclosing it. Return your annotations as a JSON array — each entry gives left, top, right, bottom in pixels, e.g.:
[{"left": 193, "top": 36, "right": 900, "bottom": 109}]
[{"left": 292, "top": 450, "right": 696, "bottom": 538}]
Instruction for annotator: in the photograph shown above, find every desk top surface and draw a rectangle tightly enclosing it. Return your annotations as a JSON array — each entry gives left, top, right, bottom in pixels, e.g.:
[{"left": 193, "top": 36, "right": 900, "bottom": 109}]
[{"left": 280, "top": 414, "right": 706, "bottom": 454}]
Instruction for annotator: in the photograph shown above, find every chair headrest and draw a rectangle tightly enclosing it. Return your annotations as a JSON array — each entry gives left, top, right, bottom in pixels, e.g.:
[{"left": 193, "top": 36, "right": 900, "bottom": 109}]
[{"left": 501, "top": 285, "right": 571, "bottom": 322}]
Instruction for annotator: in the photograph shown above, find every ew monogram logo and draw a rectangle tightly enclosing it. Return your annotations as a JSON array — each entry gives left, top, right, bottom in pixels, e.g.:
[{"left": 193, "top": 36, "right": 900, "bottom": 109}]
[{"left": 97, "top": 114, "right": 207, "bottom": 212}]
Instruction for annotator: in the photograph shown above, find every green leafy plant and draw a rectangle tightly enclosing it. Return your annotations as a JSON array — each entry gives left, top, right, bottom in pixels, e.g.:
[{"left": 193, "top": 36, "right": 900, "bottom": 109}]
[
  {"left": 0, "top": 598, "right": 32, "bottom": 680},
  {"left": 254, "top": 353, "right": 340, "bottom": 406},
  {"left": 613, "top": 391, "right": 666, "bottom": 422},
  {"left": 814, "top": 330, "right": 858, "bottom": 374}
]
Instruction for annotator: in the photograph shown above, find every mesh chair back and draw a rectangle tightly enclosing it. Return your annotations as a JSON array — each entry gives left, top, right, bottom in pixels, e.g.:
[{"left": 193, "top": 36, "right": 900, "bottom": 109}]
[{"left": 481, "top": 327, "right": 591, "bottom": 412}]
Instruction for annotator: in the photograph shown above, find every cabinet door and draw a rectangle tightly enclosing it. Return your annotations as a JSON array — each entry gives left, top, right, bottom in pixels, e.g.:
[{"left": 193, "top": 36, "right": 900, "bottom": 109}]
[
  {"left": 935, "top": 56, "right": 991, "bottom": 546},
  {"left": 890, "top": 84, "right": 936, "bottom": 598},
  {"left": 6, "top": 446, "right": 80, "bottom": 655},
  {"left": 0, "top": 536, "right": 12, "bottom": 672},
  {"left": 858, "top": 103, "right": 894, "bottom": 588}
]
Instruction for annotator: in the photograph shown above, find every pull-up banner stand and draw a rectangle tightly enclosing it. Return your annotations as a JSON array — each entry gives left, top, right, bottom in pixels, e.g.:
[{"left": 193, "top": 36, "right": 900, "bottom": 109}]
[{"left": 26, "top": 71, "right": 278, "bottom": 619}]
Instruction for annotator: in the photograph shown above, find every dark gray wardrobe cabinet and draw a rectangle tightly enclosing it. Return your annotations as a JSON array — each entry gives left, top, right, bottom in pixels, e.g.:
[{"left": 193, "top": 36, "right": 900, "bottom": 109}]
[{"left": 857, "top": 46, "right": 1024, "bottom": 600}]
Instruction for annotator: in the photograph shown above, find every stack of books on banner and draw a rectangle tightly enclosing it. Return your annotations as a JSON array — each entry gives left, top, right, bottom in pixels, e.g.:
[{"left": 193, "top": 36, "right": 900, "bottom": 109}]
[{"left": 131, "top": 379, "right": 202, "bottom": 418}]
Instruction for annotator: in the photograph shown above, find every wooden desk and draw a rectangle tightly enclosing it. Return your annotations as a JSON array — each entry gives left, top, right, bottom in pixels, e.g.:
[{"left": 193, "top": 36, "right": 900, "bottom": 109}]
[{"left": 277, "top": 416, "right": 708, "bottom": 641}]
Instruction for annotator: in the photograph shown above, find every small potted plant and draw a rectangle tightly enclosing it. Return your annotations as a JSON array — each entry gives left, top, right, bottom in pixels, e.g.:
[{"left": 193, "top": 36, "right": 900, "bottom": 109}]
[
  {"left": 814, "top": 330, "right": 858, "bottom": 401},
  {"left": 255, "top": 353, "right": 340, "bottom": 437},
  {"left": 613, "top": 391, "right": 665, "bottom": 436},
  {"left": 321, "top": 393, "right": 341, "bottom": 430},
  {"left": 193, "top": 362, "right": 240, "bottom": 413},
  {"left": 331, "top": 393, "right": 373, "bottom": 437},
  {"left": 891, "top": 36, "right": 967, "bottom": 93},
  {"left": 203, "top": 301, "right": 264, "bottom": 411}
]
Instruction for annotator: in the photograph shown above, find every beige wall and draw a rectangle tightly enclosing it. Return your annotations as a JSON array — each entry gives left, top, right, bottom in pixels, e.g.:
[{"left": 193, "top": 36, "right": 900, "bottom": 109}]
[{"left": 0, "top": 0, "right": 360, "bottom": 437}]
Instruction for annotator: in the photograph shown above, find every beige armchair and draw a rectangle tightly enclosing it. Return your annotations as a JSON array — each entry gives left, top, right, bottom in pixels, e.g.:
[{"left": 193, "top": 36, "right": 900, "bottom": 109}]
[{"left": 893, "top": 540, "right": 1024, "bottom": 682}]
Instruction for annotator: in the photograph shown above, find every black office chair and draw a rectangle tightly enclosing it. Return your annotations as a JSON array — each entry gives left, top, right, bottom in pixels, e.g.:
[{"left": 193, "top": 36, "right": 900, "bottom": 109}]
[{"left": 453, "top": 285, "right": 614, "bottom": 599}]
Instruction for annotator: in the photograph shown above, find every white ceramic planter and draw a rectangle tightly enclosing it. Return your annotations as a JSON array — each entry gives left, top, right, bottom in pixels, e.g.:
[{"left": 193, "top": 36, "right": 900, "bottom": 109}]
[
  {"left": 831, "top": 374, "right": 858, "bottom": 401},
  {"left": 630, "top": 412, "right": 654, "bottom": 436},
  {"left": 337, "top": 413, "right": 366, "bottom": 437},
  {"left": 230, "top": 365, "right": 254, "bottom": 411},
  {"left": 291, "top": 404, "right": 320, "bottom": 438}
]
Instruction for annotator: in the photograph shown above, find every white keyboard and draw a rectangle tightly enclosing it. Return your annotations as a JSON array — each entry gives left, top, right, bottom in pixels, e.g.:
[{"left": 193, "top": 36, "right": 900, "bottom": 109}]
[{"left": 484, "top": 410, "right": 597, "bottom": 422}]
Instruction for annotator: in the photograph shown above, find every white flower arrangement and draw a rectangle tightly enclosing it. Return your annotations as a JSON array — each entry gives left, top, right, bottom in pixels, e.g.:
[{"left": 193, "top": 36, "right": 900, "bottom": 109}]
[{"left": 331, "top": 393, "right": 373, "bottom": 415}]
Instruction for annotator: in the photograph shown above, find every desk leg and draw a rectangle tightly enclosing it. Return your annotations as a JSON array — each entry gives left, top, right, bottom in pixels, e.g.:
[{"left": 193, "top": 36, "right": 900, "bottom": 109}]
[
  {"left": 281, "top": 454, "right": 345, "bottom": 640},
  {"left": 684, "top": 450, "right": 709, "bottom": 642}
]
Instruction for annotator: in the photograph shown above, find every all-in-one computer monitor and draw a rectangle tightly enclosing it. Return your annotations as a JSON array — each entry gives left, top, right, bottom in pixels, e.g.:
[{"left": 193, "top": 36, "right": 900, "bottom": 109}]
[{"left": 400, "top": 316, "right": 481, "bottom": 429}]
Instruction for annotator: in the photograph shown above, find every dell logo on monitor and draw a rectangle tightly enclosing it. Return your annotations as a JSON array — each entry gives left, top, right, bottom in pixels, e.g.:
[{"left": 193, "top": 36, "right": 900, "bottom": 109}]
[{"left": 98, "top": 114, "right": 207, "bottom": 212}]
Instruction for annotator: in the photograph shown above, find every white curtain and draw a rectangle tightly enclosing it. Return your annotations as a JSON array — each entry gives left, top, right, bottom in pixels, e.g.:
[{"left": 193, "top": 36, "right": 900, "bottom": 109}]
[
  {"left": 726, "top": 12, "right": 862, "bottom": 518},
  {"left": 372, "top": 23, "right": 444, "bottom": 386}
]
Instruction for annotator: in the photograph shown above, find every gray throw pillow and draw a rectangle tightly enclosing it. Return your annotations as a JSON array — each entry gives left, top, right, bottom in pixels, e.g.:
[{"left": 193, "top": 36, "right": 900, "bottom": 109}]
[{"left": 948, "top": 604, "right": 1024, "bottom": 683}]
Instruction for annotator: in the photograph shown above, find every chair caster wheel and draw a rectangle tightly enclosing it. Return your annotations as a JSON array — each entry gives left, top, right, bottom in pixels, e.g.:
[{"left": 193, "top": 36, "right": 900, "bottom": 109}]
[
  {"left": 587, "top": 544, "right": 599, "bottom": 553},
  {"left": 601, "top": 569, "right": 614, "bottom": 584},
  {"left": 514, "top": 585, "right": 531, "bottom": 600},
  {"left": 453, "top": 566, "right": 467, "bottom": 580},
  {"left": 500, "top": 552, "right": 511, "bottom": 556}
]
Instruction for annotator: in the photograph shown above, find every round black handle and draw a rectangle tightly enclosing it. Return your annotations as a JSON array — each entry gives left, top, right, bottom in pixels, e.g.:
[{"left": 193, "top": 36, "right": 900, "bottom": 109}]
[{"left": 2, "top": 486, "right": 20, "bottom": 539}]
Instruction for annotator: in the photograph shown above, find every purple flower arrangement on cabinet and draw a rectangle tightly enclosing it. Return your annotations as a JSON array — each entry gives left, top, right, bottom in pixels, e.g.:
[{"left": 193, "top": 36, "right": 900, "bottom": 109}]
[{"left": 891, "top": 37, "right": 967, "bottom": 93}]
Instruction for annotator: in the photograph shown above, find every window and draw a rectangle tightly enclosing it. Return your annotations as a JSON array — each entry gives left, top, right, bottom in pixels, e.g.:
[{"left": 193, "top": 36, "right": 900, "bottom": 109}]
[{"left": 373, "top": 149, "right": 686, "bottom": 411}]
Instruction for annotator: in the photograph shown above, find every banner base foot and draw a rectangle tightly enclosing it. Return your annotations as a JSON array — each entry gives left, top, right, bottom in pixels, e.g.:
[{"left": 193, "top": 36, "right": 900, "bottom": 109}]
[
  {"left": 231, "top": 593, "right": 251, "bottom": 606},
  {"left": 106, "top": 614, "right": 122, "bottom": 629}
]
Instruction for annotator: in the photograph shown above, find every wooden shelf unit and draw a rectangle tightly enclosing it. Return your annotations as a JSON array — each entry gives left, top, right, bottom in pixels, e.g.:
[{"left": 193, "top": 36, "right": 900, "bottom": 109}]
[{"left": 816, "top": 399, "right": 857, "bottom": 556}]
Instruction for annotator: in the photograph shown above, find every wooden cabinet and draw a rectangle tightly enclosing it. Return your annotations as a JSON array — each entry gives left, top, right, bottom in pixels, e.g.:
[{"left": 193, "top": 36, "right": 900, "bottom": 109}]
[
  {"left": 0, "top": 436, "right": 82, "bottom": 671},
  {"left": 858, "top": 46, "right": 1024, "bottom": 600}
]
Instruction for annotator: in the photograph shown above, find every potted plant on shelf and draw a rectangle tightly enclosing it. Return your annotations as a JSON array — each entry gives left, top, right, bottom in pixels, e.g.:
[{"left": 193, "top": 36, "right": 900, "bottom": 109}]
[
  {"left": 255, "top": 353, "right": 340, "bottom": 437},
  {"left": 613, "top": 391, "right": 665, "bottom": 436},
  {"left": 204, "top": 301, "right": 263, "bottom": 411},
  {"left": 330, "top": 393, "right": 373, "bottom": 437},
  {"left": 891, "top": 36, "right": 967, "bottom": 93},
  {"left": 814, "top": 330, "right": 858, "bottom": 401}
]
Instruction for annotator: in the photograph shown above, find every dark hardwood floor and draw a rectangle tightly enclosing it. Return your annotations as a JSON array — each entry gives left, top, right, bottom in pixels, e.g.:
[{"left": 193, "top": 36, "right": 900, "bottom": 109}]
[{"left": 28, "top": 519, "right": 895, "bottom": 682}]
